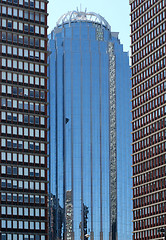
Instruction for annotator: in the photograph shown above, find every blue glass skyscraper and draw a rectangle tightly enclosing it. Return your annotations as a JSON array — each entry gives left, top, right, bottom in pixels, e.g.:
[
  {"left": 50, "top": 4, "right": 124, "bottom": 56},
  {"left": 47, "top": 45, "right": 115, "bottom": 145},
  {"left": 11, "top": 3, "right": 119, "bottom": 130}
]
[{"left": 48, "top": 11, "right": 132, "bottom": 240}]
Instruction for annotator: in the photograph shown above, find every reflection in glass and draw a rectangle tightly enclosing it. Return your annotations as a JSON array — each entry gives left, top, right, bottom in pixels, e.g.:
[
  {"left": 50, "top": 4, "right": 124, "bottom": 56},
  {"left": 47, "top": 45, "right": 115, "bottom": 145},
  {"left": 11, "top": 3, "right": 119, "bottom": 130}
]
[{"left": 48, "top": 11, "right": 132, "bottom": 240}]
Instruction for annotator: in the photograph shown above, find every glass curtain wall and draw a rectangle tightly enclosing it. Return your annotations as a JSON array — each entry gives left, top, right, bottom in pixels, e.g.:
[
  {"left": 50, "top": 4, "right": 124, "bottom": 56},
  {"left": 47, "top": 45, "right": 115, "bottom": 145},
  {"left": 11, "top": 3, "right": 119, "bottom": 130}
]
[{"left": 48, "top": 15, "right": 132, "bottom": 240}]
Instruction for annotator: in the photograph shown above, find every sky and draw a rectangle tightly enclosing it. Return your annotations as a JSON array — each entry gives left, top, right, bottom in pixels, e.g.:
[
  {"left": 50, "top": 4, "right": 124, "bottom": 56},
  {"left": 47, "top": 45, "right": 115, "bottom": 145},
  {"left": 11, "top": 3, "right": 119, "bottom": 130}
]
[{"left": 48, "top": 0, "right": 131, "bottom": 53}]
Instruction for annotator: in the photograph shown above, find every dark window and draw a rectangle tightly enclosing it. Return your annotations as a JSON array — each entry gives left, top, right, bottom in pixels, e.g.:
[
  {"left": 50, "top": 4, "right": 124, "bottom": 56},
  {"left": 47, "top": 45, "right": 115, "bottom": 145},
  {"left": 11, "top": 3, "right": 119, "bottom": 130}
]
[
  {"left": 8, "top": 21, "right": 12, "bottom": 29},
  {"left": 35, "top": 196, "right": 39, "bottom": 203},
  {"left": 30, "top": 116, "right": 34, "bottom": 124},
  {"left": 30, "top": 25, "right": 34, "bottom": 33},
  {"left": 30, "top": 0, "right": 34, "bottom": 7},
  {"left": 13, "top": 87, "right": 17, "bottom": 95},
  {"left": 2, "top": 32, "right": 6, "bottom": 41},
  {"left": 7, "top": 113, "right": 12, "bottom": 121},
  {"left": 13, "top": 194, "right": 17, "bottom": 202},
  {"left": 24, "top": 115, "right": 29, "bottom": 123},
  {"left": 7, "top": 193, "right": 12, "bottom": 201},
  {"left": 1, "top": 193, "right": 6, "bottom": 201},
  {"left": 30, "top": 195, "right": 34, "bottom": 203},
  {"left": 7, "top": 140, "right": 12, "bottom": 148},
  {"left": 24, "top": 0, "right": 29, "bottom": 7},
  {"left": 24, "top": 24, "right": 29, "bottom": 32},
  {"left": 19, "top": 195, "right": 23, "bottom": 202},
  {"left": 7, "top": 166, "right": 12, "bottom": 175},
  {"left": 24, "top": 195, "right": 28, "bottom": 203},
  {"left": 1, "top": 180, "right": 6, "bottom": 188},
  {"left": 35, "top": 117, "right": 39, "bottom": 124}
]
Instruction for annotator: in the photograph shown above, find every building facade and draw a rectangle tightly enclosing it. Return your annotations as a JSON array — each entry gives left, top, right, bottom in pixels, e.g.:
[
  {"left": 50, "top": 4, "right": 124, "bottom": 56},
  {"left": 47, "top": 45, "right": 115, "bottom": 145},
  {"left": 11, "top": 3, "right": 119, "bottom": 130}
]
[
  {"left": 130, "top": 0, "right": 166, "bottom": 239},
  {"left": 48, "top": 11, "right": 132, "bottom": 240},
  {"left": 0, "top": 0, "right": 48, "bottom": 239}
]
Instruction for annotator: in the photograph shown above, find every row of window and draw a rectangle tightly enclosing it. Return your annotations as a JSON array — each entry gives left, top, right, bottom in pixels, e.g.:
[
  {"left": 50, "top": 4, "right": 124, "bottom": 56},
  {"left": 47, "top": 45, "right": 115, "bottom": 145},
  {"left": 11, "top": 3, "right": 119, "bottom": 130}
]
[
  {"left": 133, "top": 143, "right": 166, "bottom": 164},
  {"left": 1, "top": 111, "right": 46, "bottom": 126},
  {"left": 1, "top": 192, "right": 45, "bottom": 204},
  {"left": 1, "top": 178, "right": 46, "bottom": 191},
  {"left": 132, "top": 140, "right": 165, "bottom": 162},
  {"left": 133, "top": 179, "right": 166, "bottom": 198},
  {"left": 133, "top": 229, "right": 164, "bottom": 240},
  {"left": 132, "top": 39, "right": 165, "bottom": 65},
  {"left": 133, "top": 145, "right": 165, "bottom": 165},
  {"left": 1, "top": 219, "right": 45, "bottom": 230},
  {"left": 1, "top": 58, "right": 46, "bottom": 75},
  {"left": 132, "top": 74, "right": 165, "bottom": 96},
  {"left": 0, "top": 6, "right": 45, "bottom": 24},
  {"left": 133, "top": 182, "right": 166, "bottom": 199},
  {"left": 1, "top": 45, "right": 45, "bottom": 62},
  {"left": 132, "top": 94, "right": 166, "bottom": 112},
  {"left": 133, "top": 139, "right": 166, "bottom": 155},
  {"left": 133, "top": 118, "right": 166, "bottom": 141},
  {"left": 132, "top": 57, "right": 165, "bottom": 76},
  {"left": 134, "top": 214, "right": 165, "bottom": 230},
  {"left": 133, "top": 53, "right": 165, "bottom": 76},
  {"left": 131, "top": 0, "right": 164, "bottom": 13},
  {"left": 133, "top": 107, "right": 165, "bottom": 130},
  {"left": 133, "top": 191, "right": 166, "bottom": 208},
  {"left": 1, "top": 125, "right": 45, "bottom": 139},
  {"left": 133, "top": 126, "right": 165, "bottom": 143},
  {"left": 133, "top": 202, "right": 165, "bottom": 219},
  {"left": 1, "top": 206, "right": 45, "bottom": 217},
  {"left": 133, "top": 108, "right": 165, "bottom": 130},
  {"left": 132, "top": 69, "right": 165, "bottom": 91},
  {"left": 133, "top": 167, "right": 166, "bottom": 185},
  {"left": 133, "top": 130, "right": 165, "bottom": 150},
  {"left": 1, "top": 85, "right": 45, "bottom": 101},
  {"left": 1, "top": 19, "right": 45, "bottom": 36},
  {"left": 1, "top": 98, "right": 46, "bottom": 113},
  {"left": 132, "top": 9, "right": 165, "bottom": 33},
  {"left": 1, "top": 165, "right": 45, "bottom": 178},
  {"left": 1, "top": 152, "right": 46, "bottom": 165},
  {"left": 1, "top": 138, "right": 46, "bottom": 152},
  {"left": 132, "top": 23, "right": 165, "bottom": 54},
  {"left": 1, "top": 234, "right": 45, "bottom": 240},
  {"left": 1, "top": 32, "right": 45, "bottom": 49},
  {"left": 133, "top": 104, "right": 165, "bottom": 120},
  {"left": 2, "top": 0, "right": 46, "bottom": 11},
  {"left": 1, "top": 72, "right": 46, "bottom": 87}
]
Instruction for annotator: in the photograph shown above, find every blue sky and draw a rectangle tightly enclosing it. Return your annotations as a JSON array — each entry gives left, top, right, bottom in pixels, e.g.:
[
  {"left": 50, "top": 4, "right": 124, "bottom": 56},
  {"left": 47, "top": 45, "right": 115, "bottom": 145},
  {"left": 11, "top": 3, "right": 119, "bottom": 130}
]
[{"left": 48, "top": 0, "right": 131, "bottom": 53}]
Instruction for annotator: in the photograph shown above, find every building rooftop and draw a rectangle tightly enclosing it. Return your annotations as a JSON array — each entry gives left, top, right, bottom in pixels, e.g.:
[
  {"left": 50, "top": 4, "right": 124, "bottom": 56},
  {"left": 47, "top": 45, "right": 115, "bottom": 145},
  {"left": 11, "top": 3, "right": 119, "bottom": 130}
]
[{"left": 56, "top": 10, "right": 111, "bottom": 31}]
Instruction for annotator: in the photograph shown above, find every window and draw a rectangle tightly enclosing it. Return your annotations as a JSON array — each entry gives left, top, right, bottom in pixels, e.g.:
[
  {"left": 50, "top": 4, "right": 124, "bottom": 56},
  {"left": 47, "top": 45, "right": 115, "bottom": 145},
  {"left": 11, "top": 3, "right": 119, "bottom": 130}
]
[
  {"left": 19, "top": 9, "right": 23, "bottom": 18},
  {"left": 30, "top": 12, "right": 34, "bottom": 20},
  {"left": 2, "top": 19, "right": 6, "bottom": 28},
  {"left": 19, "top": 23, "right": 23, "bottom": 31},
  {"left": 35, "top": 26, "right": 39, "bottom": 34},
  {"left": 41, "top": 2, "right": 45, "bottom": 10},
  {"left": 30, "top": 25, "right": 34, "bottom": 33},
  {"left": 35, "top": 1, "right": 39, "bottom": 8},
  {"left": 1, "top": 220, "right": 6, "bottom": 228},
  {"left": 25, "top": 0, "right": 29, "bottom": 6},
  {"left": 1, "top": 206, "right": 6, "bottom": 214},
  {"left": 40, "top": 40, "right": 45, "bottom": 48}
]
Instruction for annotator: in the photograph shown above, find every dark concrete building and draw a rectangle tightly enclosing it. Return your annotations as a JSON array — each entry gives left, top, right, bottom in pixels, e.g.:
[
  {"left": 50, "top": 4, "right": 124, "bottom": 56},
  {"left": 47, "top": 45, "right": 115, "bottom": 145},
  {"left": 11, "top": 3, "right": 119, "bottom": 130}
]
[
  {"left": 0, "top": 0, "right": 48, "bottom": 239},
  {"left": 130, "top": 0, "right": 166, "bottom": 239}
]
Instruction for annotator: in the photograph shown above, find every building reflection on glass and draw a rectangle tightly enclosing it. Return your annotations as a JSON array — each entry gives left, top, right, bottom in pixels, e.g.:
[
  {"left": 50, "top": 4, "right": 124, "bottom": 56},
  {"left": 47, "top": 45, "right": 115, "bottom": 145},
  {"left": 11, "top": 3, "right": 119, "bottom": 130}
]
[
  {"left": 49, "top": 194, "right": 63, "bottom": 240},
  {"left": 66, "top": 190, "right": 73, "bottom": 240},
  {"left": 48, "top": 10, "right": 132, "bottom": 240}
]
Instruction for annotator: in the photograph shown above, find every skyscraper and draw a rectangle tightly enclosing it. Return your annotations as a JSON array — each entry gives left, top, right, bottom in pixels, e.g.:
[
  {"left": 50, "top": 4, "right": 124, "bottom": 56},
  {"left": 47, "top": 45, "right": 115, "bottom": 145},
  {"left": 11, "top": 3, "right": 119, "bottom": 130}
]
[
  {"left": 48, "top": 10, "right": 132, "bottom": 240},
  {"left": 130, "top": 0, "right": 166, "bottom": 239},
  {"left": 0, "top": 0, "right": 48, "bottom": 239}
]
